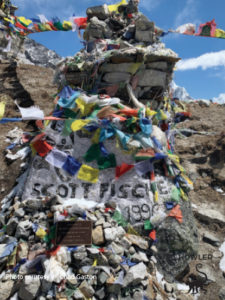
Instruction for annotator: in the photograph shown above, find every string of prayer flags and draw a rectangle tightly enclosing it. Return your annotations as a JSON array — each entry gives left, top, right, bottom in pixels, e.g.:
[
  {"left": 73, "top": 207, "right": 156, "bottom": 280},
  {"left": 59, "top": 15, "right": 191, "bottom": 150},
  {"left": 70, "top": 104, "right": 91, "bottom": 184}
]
[
  {"left": 62, "top": 156, "right": 82, "bottom": 176},
  {"left": 115, "top": 163, "right": 134, "bottom": 179},
  {"left": 77, "top": 165, "right": 99, "bottom": 183},
  {"left": 32, "top": 139, "right": 53, "bottom": 157},
  {"left": 168, "top": 205, "right": 183, "bottom": 224}
]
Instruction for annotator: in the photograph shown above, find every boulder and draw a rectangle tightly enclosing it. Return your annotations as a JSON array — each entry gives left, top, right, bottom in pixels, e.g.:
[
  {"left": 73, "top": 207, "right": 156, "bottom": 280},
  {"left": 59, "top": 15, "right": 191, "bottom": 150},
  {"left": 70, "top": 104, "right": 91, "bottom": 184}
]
[
  {"left": 18, "top": 276, "right": 41, "bottom": 300},
  {"left": 0, "top": 280, "right": 14, "bottom": 300}
]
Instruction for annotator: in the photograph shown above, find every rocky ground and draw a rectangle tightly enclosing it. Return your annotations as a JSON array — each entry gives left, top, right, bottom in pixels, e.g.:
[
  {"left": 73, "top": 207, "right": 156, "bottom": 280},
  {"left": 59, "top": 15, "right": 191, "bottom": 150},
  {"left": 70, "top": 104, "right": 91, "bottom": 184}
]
[{"left": 0, "top": 61, "right": 225, "bottom": 299}]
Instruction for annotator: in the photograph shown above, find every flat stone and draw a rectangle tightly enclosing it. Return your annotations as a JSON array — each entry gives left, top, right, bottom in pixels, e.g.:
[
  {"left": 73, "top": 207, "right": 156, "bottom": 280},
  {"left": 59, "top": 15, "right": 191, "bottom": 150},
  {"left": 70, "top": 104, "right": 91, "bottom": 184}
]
[
  {"left": 110, "top": 242, "right": 124, "bottom": 256},
  {"left": 131, "top": 251, "right": 149, "bottom": 263},
  {"left": 104, "top": 227, "right": 126, "bottom": 242},
  {"left": 95, "top": 287, "right": 105, "bottom": 299},
  {"left": 15, "top": 220, "right": 32, "bottom": 239},
  {"left": 14, "top": 208, "right": 25, "bottom": 218},
  {"left": 6, "top": 217, "right": 19, "bottom": 236},
  {"left": 86, "top": 4, "right": 109, "bottom": 20},
  {"left": 126, "top": 234, "right": 149, "bottom": 250},
  {"left": 146, "top": 61, "right": 168, "bottom": 71},
  {"left": 135, "top": 30, "right": 154, "bottom": 43},
  {"left": 79, "top": 280, "right": 95, "bottom": 298},
  {"left": 123, "top": 262, "right": 148, "bottom": 286},
  {"left": 17, "top": 242, "right": 29, "bottom": 260},
  {"left": 108, "top": 254, "right": 122, "bottom": 267},
  {"left": 73, "top": 251, "right": 87, "bottom": 261},
  {"left": 0, "top": 280, "right": 14, "bottom": 300},
  {"left": 98, "top": 271, "right": 109, "bottom": 285},
  {"left": 18, "top": 276, "right": 41, "bottom": 300},
  {"left": 138, "top": 69, "right": 166, "bottom": 87},
  {"left": 73, "top": 289, "right": 85, "bottom": 300},
  {"left": 92, "top": 226, "right": 105, "bottom": 245},
  {"left": 203, "top": 232, "right": 221, "bottom": 247},
  {"left": 103, "top": 72, "right": 131, "bottom": 83},
  {"left": 100, "top": 63, "right": 141, "bottom": 74}
]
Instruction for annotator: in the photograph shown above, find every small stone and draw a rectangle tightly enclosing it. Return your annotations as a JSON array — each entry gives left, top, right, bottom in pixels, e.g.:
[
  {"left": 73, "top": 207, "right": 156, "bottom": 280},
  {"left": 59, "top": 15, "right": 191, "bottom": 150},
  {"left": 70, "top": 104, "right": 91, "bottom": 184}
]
[
  {"left": 92, "top": 226, "right": 105, "bottom": 245},
  {"left": 103, "top": 222, "right": 111, "bottom": 229},
  {"left": 41, "top": 280, "right": 52, "bottom": 293},
  {"left": 126, "top": 234, "right": 149, "bottom": 250},
  {"left": 73, "top": 251, "right": 87, "bottom": 261},
  {"left": 131, "top": 251, "right": 148, "bottom": 263},
  {"left": 108, "top": 254, "right": 122, "bottom": 267},
  {"left": 203, "top": 232, "right": 221, "bottom": 247},
  {"left": 110, "top": 242, "right": 124, "bottom": 256},
  {"left": 15, "top": 220, "right": 32, "bottom": 239},
  {"left": 95, "top": 287, "right": 105, "bottom": 299},
  {"left": 0, "top": 280, "right": 14, "bottom": 300},
  {"left": 17, "top": 242, "right": 29, "bottom": 260},
  {"left": 95, "top": 218, "right": 105, "bottom": 226},
  {"left": 123, "top": 262, "right": 148, "bottom": 286},
  {"left": 87, "top": 247, "right": 99, "bottom": 257},
  {"left": 133, "top": 290, "right": 144, "bottom": 300},
  {"left": 79, "top": 280, "right": 95, "bottom": 298},
  {"left": 212, "top": 250, "right": 223, "bottom": 259},
  {"left": 119, "top": 237, "right": 132, "bottom": 249},
  {"left": 6, "top": 217, "right": 19, "bottom": 236},
  {"left": 86, "top": 211, "right": 97, "bottom": 222},
  {"left": 18, "top": 275, "right": 41, "bottom": 300},
  {"left": 14, "top": 208, "right": 25, "bottom": 218},
  {"left": 129, "top": 246, "right": 136, "bottom": 255},
  {"left": 73, "top": 289, "right": 85, "bottom": 300},
  {"left": 104, "top": 227, "right": 126, "bottom": 242},
  {"left": 98, "top": 271, "right": 109, "bottom": 285}
]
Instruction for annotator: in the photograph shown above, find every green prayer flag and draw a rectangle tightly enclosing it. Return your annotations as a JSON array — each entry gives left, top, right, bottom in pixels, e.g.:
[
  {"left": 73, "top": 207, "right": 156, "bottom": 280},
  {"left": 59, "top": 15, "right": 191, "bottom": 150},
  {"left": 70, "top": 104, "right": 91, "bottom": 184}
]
[
  {"left": 112, "top": 210, "right": 128, "bottom": 227},
  {"left": 83, "top": 144, "right": 101, "bottom": 162},
  {"left": 171, "top": 187, "right": 181, "bottom": 202},
  {"left": 97, "top": 153, "right": 117, "bottom": 170},
  {"left": 144, "top": 220, "right": 153, "bottom": 230},
  {"left": 62, "top": 120, "right": 74, "bottom": 136}
]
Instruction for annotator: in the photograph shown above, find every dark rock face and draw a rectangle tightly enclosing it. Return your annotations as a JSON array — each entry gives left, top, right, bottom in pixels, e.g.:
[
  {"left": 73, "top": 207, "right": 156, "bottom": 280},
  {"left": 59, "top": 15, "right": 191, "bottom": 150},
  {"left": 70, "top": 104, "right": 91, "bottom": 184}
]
[
  {"left": 22, "top": 39, "right": 62, "bottom": 69},
  {"left": 0, "top": 31, "right": 62, "bottom": 68}
]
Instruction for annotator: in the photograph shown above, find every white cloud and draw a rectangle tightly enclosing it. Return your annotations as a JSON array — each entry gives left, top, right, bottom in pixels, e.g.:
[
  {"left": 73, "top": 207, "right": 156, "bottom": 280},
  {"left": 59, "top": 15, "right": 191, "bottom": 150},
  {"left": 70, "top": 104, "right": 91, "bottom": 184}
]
[
  {"left": 213, "top": 93, "right": 225, "bottom": 104},
  {"left": 140, "top": 0, "right": 162, "bottom": 12},
  {"left": 176, "top": 50, "right": 225, "bottom": 71},
  {"left": 174, "top": 0, "right": 199, "bottom": 28}
]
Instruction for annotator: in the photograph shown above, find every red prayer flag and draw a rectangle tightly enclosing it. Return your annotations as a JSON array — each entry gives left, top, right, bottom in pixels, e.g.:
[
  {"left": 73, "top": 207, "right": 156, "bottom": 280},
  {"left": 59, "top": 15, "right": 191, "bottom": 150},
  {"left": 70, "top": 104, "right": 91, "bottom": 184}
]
[
  {"left": 32, "top": 139, "right": 53, "bottom": 157},
  {"left": 149, "top": 230, "right": 156, "bottom": 240},
  {"left": 168, "top": 205, "right": 183, "bottom": 224},
  {"left": 115, "top": 163, "right": 134, "bottom": 179}
]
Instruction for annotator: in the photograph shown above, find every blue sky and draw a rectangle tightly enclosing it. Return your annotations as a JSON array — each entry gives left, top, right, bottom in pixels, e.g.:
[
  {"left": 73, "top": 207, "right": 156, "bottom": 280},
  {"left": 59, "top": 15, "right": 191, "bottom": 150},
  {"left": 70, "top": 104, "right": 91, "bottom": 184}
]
[{"left": 12, "top": 0, "right": 225, "bottom": 102}]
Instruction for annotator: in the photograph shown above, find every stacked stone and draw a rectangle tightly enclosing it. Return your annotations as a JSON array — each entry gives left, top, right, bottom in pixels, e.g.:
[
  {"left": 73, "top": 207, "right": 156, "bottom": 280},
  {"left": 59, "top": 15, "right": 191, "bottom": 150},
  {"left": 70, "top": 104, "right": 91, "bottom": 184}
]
[
  {"left": 63, "top": 0, "right": 179, "bottom": 106},
  {"left": 0, "top": 194, "right": 189, "bottom": 300}
]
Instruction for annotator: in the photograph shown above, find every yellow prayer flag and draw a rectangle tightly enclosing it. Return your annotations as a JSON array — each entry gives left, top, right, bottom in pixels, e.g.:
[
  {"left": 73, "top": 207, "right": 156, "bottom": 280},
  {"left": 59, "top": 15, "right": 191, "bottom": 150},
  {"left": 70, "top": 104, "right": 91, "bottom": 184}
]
[
  {"left": 108, "top": 0, "right": 127, "bottom": 13},
  {"left": 146, "top": 108, "right": 157, "bottom": 117},
  {"left": 44, "top": 24, "right": 53, "bottom": 31},
  {"left": 92, "top": 128, "right": 101, "bottom": 144},
  {"left": 159, "top": 110, "right": 168, "bottom": 121},
  {"left": 215, "top": 28, "right": 225, "bottom": 39},
  {"left": 18, "top": 16, "right": 32, "bottom": 26},
  {"left": 36, "top": 228, "right": 47, "bottom": 239},
  {"left": 76, "top": 98, "right": 95, "bottom": 116},
  {"left": 71, "top": 119, "right": 91, "bottom": 131},
  {"left": 0, "top": 102, "right": 6, "bottom": 120},
  {"left": 154, "top": 191, "right": 159, "bottom": 202},
  {"left": 180, "top": 188, "right": 188, "bottom": 201},
  {"left": 77, "top": 165, "right": 99, "bottom": 183},
  {"left": 92, "top": 259, "right": 97, "bottom": 266},
  {"left": 63, "top": 21, "right": 72, "bottom": 30},
  {"left": 128, "top": 63, "right": 142, "bottom": 74}
]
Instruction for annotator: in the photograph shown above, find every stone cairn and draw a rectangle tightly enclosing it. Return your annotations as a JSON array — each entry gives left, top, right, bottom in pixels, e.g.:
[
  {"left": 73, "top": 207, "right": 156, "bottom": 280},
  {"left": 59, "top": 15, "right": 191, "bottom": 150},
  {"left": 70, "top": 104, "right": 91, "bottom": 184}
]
[
  {"left": 0, "top": 1, "right": 199, "bottom": 300},
  {"left": 61, "top": 0, "right": 179, "bottom": 109}
]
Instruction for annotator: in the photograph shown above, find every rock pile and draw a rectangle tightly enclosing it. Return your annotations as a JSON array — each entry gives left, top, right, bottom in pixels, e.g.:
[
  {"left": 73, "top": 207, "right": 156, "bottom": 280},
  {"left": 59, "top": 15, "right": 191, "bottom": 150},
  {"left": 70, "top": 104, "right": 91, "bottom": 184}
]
[
  {"left": 0, "top": 197, "right": 188, "bottom": 300},
  {"left": 60, "top": 0, "right": 179, "bottom": 107}
]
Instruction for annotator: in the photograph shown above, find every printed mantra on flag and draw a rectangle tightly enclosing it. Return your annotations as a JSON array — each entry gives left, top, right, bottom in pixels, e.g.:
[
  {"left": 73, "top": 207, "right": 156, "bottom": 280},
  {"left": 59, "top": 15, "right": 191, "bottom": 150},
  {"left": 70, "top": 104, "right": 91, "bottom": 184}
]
[{"left": 22, "top": 129, "right": 173, "bottom": 224}]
